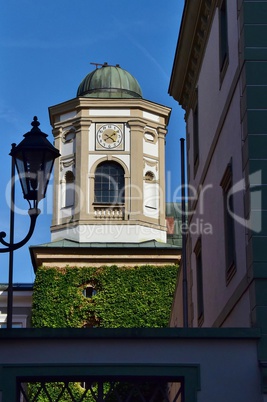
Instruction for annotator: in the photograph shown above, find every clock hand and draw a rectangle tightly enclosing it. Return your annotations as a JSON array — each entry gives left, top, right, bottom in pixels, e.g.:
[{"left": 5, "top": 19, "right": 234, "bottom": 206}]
[
  {"left": 104, "top": 133, "right": 111, "bottom": 139},
  {"left": 104, "top": 133, "right": 116, "bottom": 142}
]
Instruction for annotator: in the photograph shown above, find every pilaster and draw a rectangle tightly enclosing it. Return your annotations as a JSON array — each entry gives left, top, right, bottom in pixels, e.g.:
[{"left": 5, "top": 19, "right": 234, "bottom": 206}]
[
  {"left": 128, "top": 120, "right": 146, "bottom": 221},
  {"left": 51, "top": 126, "right": 62, "bottom": 227},
  {"left": 72, "top": 118, "right": 92, "bottom": 222},
  {"left": 158, "top": 127, "right": 167, "bottom": 228}
]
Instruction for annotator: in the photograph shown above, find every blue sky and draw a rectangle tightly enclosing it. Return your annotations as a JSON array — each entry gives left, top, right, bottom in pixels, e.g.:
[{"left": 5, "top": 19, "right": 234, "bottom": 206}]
[{"left": 0, "top": 0, "right": 185, "bottom": 283}]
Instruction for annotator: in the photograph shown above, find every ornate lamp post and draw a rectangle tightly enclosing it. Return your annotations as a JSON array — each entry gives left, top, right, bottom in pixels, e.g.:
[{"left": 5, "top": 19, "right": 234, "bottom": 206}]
[{"left": 0, "top": 117, "right": 60, "bottom": 328}]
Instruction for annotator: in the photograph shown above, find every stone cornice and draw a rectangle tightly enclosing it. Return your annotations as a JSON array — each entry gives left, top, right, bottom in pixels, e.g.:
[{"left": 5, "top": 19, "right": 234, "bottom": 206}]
[
  {"left": 49, "top": 97, "right": 171, "bottom": 120},
  {"left": 169, "top": 0, "right": 216, "bottom": 113}
]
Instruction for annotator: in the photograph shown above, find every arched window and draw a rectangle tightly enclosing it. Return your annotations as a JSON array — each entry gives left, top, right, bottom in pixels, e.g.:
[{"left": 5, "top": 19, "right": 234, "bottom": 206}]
[
  {"left": 65, "top": 171, "right": 75, "bottom": 207},
  {"left": 94, "top": 161, "right": 125, "bottom": 204}
]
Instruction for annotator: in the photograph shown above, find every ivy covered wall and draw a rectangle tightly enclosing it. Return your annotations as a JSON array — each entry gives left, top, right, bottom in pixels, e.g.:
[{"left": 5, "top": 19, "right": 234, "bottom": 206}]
[{"left": 32, "top": 265, "right": 179, "bottom": 328}]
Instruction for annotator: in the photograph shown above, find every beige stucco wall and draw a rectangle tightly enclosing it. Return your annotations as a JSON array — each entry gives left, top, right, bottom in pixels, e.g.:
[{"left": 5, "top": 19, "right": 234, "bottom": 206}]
[{"left": 171, "top": 0, "right": 251, "bottom": 327}]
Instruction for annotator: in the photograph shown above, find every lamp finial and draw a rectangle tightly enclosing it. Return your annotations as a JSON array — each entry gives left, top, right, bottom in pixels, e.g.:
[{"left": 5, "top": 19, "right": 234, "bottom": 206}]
[{"left": 31, "top": 116, "right": 40, "bottom": 130}]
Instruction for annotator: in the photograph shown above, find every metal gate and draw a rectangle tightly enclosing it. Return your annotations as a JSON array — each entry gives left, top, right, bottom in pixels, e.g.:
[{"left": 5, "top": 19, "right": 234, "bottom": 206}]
[{"left": 18, "top": 378, "right": 184, "bottom": 402}]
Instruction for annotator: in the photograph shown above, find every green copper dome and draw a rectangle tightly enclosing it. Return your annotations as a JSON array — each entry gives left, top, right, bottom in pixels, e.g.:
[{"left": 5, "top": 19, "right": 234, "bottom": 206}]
[{"left": 77, "top": 63, "right": 142, "bottom": 99}]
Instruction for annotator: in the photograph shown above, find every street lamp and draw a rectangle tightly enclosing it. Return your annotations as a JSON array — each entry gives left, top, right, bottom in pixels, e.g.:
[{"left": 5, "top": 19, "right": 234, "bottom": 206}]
[{"left": 0, "top": 116, "right": 60, "bottom": 328}]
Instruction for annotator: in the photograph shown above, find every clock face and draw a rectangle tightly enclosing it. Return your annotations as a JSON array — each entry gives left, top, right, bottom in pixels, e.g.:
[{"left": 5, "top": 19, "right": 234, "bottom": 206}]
[{"left": 97, "top": 124, "right": 123, "bottom": 149}]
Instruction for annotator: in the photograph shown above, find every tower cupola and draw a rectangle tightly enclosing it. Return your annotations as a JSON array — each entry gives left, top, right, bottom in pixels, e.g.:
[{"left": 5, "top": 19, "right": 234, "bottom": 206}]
[
  {"left": 76, "top": 63, "right": 142, "bottom": 99},
  {"left": 49, "top": 63, "right": 171, "bottom": 244}
]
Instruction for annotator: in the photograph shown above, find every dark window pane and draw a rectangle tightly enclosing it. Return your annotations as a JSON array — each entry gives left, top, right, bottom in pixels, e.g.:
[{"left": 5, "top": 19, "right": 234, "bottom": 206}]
[
  {"left": 94, "top": 161, "right": 125, "bottom": 204},
  {"left": 219, "top": 0, "right": 228, "bottom": 71}
]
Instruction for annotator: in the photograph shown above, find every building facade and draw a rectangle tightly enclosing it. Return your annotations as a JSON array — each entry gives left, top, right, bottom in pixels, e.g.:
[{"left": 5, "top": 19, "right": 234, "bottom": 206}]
[
  {"left": 168, "top": 1, "right": 267, "bottom": 398},
  {"left": 0, "top": 284, "right": 32, "bottom": 328},
  {"left": 27, "top": 63, "right": 181, "bottom": 334},
  {"left": 169, "top": 0, "right": 267, "bottom": 332}
]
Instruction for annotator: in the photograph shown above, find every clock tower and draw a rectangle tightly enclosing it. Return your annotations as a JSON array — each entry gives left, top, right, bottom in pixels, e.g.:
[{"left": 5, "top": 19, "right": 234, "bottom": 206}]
[{"left": 49, "top": 63, "right": 171, "bottom": 244}]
